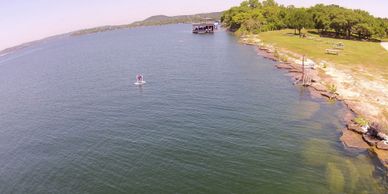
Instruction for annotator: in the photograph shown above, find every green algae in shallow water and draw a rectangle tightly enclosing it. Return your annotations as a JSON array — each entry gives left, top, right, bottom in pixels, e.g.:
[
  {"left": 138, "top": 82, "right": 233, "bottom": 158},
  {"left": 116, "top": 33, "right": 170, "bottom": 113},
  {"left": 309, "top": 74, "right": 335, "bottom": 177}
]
[
  {"left": 302, "top": 138, "right": 331, "bottom": 167},
  {"left": 326, "top": 155, "right": 386, "bottom": 193},
  {"left": 302, "top": 138, "right": 386, "bottom": 193},
  {"left": 304, "top": 121, "right": 323, "bottom": 131},
  {"left": 344, "top": 159, "right": 360, "bottom": 193},
  {"left": 351, "top": 155, "right": 387, "bottom": 193},
  {"left": 290, "top": 100, "right": 321, "bottom": 120},
  {"left": 326, "top": 162, "right": 345, "bottom": 194},
  {"left": 286, "top": 167, "right": 330, "bottom": 193}
]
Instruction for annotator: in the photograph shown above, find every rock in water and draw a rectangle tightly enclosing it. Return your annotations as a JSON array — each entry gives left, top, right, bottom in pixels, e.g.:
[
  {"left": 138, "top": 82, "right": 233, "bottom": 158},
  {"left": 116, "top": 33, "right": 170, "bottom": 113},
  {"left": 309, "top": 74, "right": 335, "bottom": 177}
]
[
  {"left": 376, "top": 141, "right": 388, "bottom": 150},
  {"left": 340, "top": 129, "right": 369, "bottom": 150}
]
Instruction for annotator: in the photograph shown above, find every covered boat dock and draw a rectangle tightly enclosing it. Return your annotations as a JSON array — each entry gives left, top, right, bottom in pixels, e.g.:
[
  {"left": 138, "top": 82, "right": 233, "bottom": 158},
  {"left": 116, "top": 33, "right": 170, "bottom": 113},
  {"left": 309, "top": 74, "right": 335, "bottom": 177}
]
[{"left": 192, "top": 22, "right": 215, "bottom": 34}]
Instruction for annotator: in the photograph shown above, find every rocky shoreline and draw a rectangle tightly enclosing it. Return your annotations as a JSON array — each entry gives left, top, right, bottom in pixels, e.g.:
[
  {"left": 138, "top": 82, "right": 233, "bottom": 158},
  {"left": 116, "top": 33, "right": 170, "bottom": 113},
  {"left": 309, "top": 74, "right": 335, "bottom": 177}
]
[{"left": 240, "top": 36, "right": 388, "bottom": 173}]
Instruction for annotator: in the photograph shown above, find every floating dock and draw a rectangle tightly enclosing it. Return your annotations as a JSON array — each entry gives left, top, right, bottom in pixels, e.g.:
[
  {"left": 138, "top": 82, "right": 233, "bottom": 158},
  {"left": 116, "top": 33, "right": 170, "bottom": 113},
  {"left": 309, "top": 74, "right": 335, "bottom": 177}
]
[
  {"left": 192, "top": 18, "right": 216, "bottom": 34},
  {"left": 192, "top": 22, "right": 215, "bottom": 34}
]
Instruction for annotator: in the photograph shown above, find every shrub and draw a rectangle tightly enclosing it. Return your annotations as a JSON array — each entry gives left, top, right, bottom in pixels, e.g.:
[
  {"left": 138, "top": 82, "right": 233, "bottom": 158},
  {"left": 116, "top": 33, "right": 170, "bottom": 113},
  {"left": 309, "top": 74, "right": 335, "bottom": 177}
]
[
  {"left": 354, "top": 117, "right": 368, "bottom": 126},
  {"left": 280, "top": 55, "right": 288, "bottom": 62},
  {"left": 274, "top": 49, "right": 280, "bottom": 59},
  {"left": 326, "top": 84, "right": 337, "bottom": 94}
]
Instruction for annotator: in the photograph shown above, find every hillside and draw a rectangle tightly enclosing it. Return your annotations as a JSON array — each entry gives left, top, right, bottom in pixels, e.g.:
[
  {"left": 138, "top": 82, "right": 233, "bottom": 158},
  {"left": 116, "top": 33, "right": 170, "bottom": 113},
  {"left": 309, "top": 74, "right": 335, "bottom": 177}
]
[
  {"left": 131, "top": 12, "right": 222, "bottom": 26},
  {"left": 71, "top": 12, "right": 222, "bottom": 36}
]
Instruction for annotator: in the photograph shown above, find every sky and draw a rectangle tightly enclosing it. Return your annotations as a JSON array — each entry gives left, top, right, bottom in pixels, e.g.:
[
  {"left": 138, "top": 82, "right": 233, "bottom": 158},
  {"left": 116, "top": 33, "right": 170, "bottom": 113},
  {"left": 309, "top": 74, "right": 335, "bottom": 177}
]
[{"left": 1, "top": 0, "right": 387, "bottom": 51}]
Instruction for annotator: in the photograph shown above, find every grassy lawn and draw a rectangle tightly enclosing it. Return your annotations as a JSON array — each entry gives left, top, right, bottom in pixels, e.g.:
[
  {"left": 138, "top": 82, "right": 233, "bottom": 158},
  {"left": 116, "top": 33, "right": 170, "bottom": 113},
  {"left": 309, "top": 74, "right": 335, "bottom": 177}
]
[{"left": 258, "top": 29, "right": 388, "bottom": 78}]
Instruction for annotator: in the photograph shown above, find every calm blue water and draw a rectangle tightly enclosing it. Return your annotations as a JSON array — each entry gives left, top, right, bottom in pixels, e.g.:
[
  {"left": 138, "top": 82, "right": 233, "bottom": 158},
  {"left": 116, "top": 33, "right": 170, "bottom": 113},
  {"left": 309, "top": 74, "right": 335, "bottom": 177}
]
[{"left": 0, "top": 24, "right": 386, "bottom": 193}]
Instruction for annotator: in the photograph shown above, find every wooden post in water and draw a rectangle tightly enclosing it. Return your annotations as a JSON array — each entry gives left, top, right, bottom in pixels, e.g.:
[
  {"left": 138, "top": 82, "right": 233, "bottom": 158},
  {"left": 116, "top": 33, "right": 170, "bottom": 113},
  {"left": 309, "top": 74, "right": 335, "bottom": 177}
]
[
  {"left": 294, "top": 54, "right": 311, "bottom": 86},
  {"left": 302, "top": 55, "right": 305, "bottom": 85}
]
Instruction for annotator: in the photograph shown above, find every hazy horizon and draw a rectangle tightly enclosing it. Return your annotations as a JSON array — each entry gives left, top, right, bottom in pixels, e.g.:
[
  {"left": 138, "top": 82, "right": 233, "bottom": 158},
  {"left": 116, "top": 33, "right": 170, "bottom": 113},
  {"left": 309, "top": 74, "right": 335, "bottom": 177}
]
[{"left": 1, "top": 0, "right": 388, "bottom": 51}]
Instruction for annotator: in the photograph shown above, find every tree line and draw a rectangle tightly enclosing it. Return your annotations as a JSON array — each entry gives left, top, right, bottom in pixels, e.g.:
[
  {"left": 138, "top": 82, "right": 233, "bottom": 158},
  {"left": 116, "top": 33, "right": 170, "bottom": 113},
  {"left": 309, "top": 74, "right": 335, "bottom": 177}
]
[{"left": 221, "top": 0, "right": 388, "bottom": 40}]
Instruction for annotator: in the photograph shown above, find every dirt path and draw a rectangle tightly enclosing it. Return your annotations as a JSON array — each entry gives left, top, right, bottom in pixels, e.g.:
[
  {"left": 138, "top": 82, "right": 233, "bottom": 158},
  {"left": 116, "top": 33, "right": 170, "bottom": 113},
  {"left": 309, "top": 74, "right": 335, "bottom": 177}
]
[{"left": 381, "top": 42, "right": 388, "bottom": 51}]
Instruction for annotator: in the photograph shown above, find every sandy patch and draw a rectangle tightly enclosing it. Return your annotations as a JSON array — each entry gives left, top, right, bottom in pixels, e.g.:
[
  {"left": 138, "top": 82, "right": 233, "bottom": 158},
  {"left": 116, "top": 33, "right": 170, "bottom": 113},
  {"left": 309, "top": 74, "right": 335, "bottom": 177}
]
[
  {"left": 381, "top": 42, "right": 388, "bottom": 51},
  {"left": 323, "top": 64, "right": 388, "bottom": 123}
]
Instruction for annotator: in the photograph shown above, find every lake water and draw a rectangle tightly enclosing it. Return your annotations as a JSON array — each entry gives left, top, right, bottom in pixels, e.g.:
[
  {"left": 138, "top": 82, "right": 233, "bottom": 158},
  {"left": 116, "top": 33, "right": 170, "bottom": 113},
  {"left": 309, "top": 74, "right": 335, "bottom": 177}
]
[{"left": 0, "top": 24, "right": 386, "bottom": 193}]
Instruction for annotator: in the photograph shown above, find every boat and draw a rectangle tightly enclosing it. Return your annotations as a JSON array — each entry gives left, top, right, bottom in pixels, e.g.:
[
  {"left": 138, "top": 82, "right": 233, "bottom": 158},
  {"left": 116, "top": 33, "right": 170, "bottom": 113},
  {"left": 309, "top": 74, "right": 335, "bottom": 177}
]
[
  {"left": 134, "top": 74, "right": 146, "bottom": 85},
  {"left": 192, "top": 17, "right": 216, "bottom": 34}
]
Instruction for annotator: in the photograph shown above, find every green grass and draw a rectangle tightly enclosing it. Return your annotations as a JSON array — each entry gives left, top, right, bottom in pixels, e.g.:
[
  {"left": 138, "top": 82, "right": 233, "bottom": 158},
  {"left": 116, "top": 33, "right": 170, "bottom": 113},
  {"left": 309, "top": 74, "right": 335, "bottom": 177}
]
[{"left": 258, "top": 29, "right": 388, "bottom": 78}]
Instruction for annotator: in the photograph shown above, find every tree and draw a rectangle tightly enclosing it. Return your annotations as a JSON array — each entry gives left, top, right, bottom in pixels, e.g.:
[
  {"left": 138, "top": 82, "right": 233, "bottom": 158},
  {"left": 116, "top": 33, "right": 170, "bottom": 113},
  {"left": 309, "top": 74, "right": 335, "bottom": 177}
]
[
  {"left": 248, "top": 0, "right": 261, "bottom": 8},
  {"left": 384, "top": 19, "right": 388, "bottom": 37},
  {"left": 288, "top": 8, "right": 313, "bottom": 35},
  {"left": 240, "top": 9, "right": 265, "bottom": 33},
  {"left": 262, "top": 0, "right": 277, "bottom": 7},
  {"left": 329, "top": 10, "right": 347, "bottom": 37},
  {"left": 353, "top": 23, "right": 373, "bottom": 39},
  {"left": 240, "top": 1, "right": 249, "bottom": 8},
  {"left": 342, "top": 10, "right": 359, "bottom": 39},
  {"left": 221, "top": 0, "right": 388, "bottom": 40},
  {"left": 309, "top": 4, "right": 330, "bottom": 34},
  {"left": 374, "top": 26, "right": 386, "bottom": 39},
  {"left": 231, "top": 12, "right": 250, "bottom": 30},
  {"left": 221, "top": 6, "right": 250, "bottom": 31}
]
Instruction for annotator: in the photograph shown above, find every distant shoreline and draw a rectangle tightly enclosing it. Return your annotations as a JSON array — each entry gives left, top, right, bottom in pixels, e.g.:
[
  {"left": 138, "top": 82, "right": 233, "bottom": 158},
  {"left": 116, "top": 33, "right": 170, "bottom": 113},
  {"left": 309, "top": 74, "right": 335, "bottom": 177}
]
[
  {"left": 0, "top": 12, "right": 222, "bottom": 56},
  {"left": 0, "top": 33, "right": 69, "bottom": 58}
]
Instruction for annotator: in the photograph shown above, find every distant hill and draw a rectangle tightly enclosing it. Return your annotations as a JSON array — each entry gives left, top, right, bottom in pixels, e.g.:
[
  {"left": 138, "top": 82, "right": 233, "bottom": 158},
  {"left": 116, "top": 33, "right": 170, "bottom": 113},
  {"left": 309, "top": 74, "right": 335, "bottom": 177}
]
[
  {"left": 131, "top": 12, "right": 222, "bottom": 26},
  {"left": 0, "top": 12, "right": 223, "bottom": 55},
  {"left": 143, "top": 15, "right": 171, "bottom": 22},
  {"left": 0, "top": 34, "right": 66, "bottom": 56},
  {"left": 71, "top": 12, "right": 222, "bottom": 36}
]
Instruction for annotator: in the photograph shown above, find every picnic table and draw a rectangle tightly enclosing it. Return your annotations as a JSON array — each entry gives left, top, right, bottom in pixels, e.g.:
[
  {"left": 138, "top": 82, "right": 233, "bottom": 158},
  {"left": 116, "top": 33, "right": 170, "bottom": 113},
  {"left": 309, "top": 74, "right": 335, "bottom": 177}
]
[
  {"left": 326, "top": 49, "right": 339, "bottom": 55},
  {"left": 334, "top": 42, "right": 345, "bottom": 49}
]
